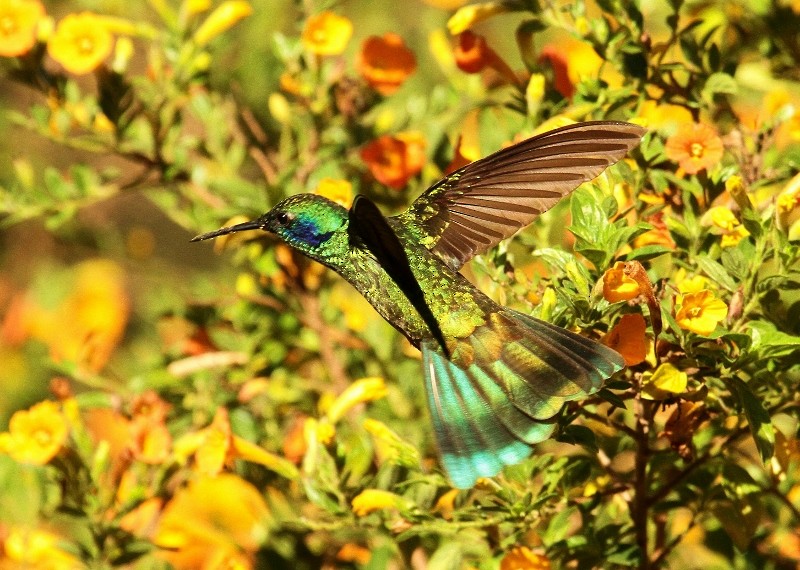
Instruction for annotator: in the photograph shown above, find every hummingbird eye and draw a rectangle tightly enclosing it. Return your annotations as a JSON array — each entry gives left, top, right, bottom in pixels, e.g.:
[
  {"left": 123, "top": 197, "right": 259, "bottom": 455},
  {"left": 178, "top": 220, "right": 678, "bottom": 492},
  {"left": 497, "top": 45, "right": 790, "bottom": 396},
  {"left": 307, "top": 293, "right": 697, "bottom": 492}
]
[{"left": 275, "top": 211, "right": 295, "bottom": 226}]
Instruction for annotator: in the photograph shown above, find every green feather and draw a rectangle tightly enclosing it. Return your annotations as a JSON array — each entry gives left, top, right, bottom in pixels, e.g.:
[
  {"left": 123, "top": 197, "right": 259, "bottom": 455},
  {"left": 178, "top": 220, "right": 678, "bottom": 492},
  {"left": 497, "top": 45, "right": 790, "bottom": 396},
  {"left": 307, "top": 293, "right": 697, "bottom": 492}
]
[{"left": 422, "top": 309, "right": 623, "bottom": 488}]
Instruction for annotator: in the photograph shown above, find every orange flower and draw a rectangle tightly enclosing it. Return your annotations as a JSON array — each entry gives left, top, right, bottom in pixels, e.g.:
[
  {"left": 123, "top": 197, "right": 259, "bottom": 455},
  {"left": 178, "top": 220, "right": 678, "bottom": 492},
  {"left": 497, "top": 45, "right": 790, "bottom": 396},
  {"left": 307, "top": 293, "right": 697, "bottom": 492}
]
[
  {"left": 453, "top": 30, "right": 517, "bottom": 84},
  {"left": 337, "top": 543, "right": 372, "bottom": 565},
  {"left": 48, "top": 12, "right": 114, "bottom": 74},
  {"left": 454, "top": 30, "right": 492, "bottom": 73},
  {"left": 602, "top": 262, "right": 640, "bottom": 303},
  {"left": 0, "top": 400, "right": 68, "bottom": 465},
  {"left": 154, "top": 474, "right": 270, "bottom": 570},
  {"left": 675, "top": 289, "right": 728, "bottom": 336},
  {"left": 664, "top": 122, "right": 724, "bottom": 174},
  {"left": 604, "top": 313, "right": 648, "bottom": 366},
  {"left": 500, "top": 546, "right": 551, "bottom": 570},
  {"left": 130, "top": 420, "right": 172, "bottom": 464},
  {"left": 633, "top": 211, "right": 675, "bottom": 249},
  {"left": 539, "top": 45, "right": 573, "bottom": 98},
  {"left": 539, "top": 38, "right": 604, "bottom": 99},
  {"left": 356, "top": 33, "right": 416, "bottom": 95},
  {"left": 360, "top": 132, "right": 426, "bottom": 189},
  {"left": 0, "top": 0, "right": 44, "bottom": 57},
  {"left": 301, "top": 11, "right": 352, "bottom": 56},
  {"left": 83, "top": 407, "right": 131, "bottom": 478}
]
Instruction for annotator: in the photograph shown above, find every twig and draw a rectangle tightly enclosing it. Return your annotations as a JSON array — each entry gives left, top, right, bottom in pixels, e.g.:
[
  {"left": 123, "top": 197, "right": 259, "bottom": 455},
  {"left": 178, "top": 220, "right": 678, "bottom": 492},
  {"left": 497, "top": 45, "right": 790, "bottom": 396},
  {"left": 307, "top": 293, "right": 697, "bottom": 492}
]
[{"left": 296, "top": 287, "right": 349, "bottom": 391}]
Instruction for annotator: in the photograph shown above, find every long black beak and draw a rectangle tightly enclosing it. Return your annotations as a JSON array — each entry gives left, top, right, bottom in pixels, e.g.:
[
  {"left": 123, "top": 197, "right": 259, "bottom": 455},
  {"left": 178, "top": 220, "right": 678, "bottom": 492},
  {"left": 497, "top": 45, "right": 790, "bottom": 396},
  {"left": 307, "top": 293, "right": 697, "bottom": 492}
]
[{"left": 191, "top": 219, "right": 264, "bottom": 242}]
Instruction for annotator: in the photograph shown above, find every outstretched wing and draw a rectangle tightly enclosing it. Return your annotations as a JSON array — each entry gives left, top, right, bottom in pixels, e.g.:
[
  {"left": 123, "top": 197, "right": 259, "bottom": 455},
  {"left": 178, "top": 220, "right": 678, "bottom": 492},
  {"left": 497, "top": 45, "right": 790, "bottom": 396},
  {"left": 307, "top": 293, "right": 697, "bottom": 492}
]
[{"left": 396, "top": 121, "right": 646, "bottom": 270}]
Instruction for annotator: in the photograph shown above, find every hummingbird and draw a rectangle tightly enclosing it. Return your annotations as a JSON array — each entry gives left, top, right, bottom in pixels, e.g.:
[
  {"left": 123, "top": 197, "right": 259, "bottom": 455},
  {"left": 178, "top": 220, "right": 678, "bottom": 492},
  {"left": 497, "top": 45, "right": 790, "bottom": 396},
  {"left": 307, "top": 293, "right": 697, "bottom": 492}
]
[{"left": 193, "top": 121, "right": 646, "bottom": 488}]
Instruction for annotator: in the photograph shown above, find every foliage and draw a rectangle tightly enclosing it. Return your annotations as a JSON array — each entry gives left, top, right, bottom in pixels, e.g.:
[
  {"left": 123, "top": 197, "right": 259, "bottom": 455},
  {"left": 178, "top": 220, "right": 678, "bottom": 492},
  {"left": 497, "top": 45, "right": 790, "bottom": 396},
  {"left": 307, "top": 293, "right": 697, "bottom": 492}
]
[{"left": 2, "top": 0, "right": 800, "bottom": 568}]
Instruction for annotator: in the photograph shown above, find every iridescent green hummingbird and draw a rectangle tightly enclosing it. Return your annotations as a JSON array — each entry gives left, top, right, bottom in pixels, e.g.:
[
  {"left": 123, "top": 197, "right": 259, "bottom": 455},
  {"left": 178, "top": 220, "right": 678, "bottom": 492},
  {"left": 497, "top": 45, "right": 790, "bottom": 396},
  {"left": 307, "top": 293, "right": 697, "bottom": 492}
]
[{"left": 193, "top": 121, "right": 645, "bottom": 488}]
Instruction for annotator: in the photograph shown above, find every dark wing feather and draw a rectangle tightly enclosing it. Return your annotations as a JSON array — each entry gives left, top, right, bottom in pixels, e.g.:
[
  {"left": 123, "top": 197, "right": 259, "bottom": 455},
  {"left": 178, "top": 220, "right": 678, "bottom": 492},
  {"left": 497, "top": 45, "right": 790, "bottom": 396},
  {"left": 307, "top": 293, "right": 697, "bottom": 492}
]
[
  {"left": 348, "top": 195, "right": 449, "bottom": 354},
  {"left": 396, "top": 121, "right": 646, "bottom": 269}
]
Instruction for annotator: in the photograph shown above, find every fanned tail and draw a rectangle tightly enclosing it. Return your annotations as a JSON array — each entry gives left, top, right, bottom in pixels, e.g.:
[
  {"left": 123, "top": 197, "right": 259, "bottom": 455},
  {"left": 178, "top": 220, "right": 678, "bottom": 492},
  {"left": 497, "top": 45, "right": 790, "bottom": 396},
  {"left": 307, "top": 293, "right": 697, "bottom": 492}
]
[{"left": 422, "top": 309, "right": 623, "bottom": 488}]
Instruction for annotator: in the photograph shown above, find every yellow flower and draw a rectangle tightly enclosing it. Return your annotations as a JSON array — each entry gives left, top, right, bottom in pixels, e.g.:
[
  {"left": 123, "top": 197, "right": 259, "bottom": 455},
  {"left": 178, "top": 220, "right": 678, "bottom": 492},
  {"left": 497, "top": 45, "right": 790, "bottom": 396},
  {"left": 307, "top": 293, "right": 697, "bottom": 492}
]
[
  {"left": 602, "top": 262, "right": 640, "bottom": 303},
  {"left": 677, "top": 274, "right": 710, "bottom": 295},
  {"left": 47, "top": 12, "right": 113, "bottom": 75},
  {"left": 325, "top": 377, "right": 388, "bottom": 423},
  {"left": 301, "top": 11, "right": 352, "bottom": 56},
  {"left": 363, "top": 418, "right": 420, "bottom": 467},
  {"left": 700, "top": 206, "right": 750, "bottom": 247},
  {"left": 0, "top": 400, "right": 68, "bottom": 465},
  {"left": 173, "top": 407, "right": 299, "bottom": 479},
  {"left": 634, "top": 100, "right": 694, "bottom": 131},
  {"left": 2, "top": 527, "right": 82, "bottom": 569},
  {"left": 702, "top": 206, "right": 738, "bottom": 231},
  {"left": 447, "top": 1, "right": 510, "bottom": 34},
  {"left": 720, "top": 225, "right": 750, "bottom": 248},
  {"left": 776, "top": 172, "right": 800, "bottom": 233},
  {"left": 642, "top": 363, "right": 688, "bottom": 400},
  {"left": 434, "top": 488, "right": 460, "bottom": 519},
  {"left": 155, "top": 474, "right": 269, "bottom": 570},
  {"left": 351, "top": 489, "right": 407, "bottom": 516},
  {"left": 315, "top": 178, "right": 352, "bottom": 207},
  {"left": 183, "top": 0, "right": 211, "bottom": 16},
  {"left": 192, "top": 0, "right": 252, "bottom": 46},
  {"left": 664, "top": 122, "right": 724, "bottom": 175},
  {"left": 0, "top": 0, "right": 45, "bottom": 57},
  {"left": 675, "top": 289, "right": 728, "bottom": 336},
  {"left": 603, "top": 313, "right": 648, "bottom": 366},
  {"left": 500, "top": 546, "right": 551, "bottom": 570}
]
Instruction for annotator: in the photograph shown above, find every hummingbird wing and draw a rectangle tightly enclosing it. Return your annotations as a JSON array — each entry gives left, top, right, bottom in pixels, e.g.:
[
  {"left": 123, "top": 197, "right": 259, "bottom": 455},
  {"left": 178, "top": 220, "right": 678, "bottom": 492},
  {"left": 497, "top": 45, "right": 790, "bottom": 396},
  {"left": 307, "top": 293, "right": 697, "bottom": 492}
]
[
  {"left": 421, "top": 308, "right": 623, "bottom": 488},
  {"left": 348, "top": 195, "right": 449, "bottom": 353},
  {"left": 397, "top": 121, "right": 646, "bottom": 270}
]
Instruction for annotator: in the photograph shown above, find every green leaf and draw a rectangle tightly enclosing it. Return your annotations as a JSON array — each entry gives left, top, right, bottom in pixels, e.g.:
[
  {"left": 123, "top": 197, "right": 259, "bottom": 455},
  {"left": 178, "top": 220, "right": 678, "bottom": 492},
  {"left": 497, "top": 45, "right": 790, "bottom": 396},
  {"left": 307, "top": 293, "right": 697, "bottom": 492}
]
[
  {"left": 720, "top": 246, "right": 749, "bottom": 281},
  {"left": 702, "top": 72, "right": 738, "bottom": 102},
  {"left": 427, "top": 542, "right": 463, "bottom": 570},
  {"left": 597, "top": 387, "right": 628, "bottom": 410},
  {"left": 696, "top": 255, "right": 738, "bottom": 291},
  {"left": 726, "top": 376, "right": 774, "bottom": 463},
  {"left": 544, "top": 505, "right": 579, "bottom": 545},
  {"left": 625, "top": 245, "right": 673, "bottom": 261},
  {"left": 747, "top": 321, "right": 800, "bottom": 359},
  {"left": 558, "top": 424, "right": 598, "bottom": 453}
]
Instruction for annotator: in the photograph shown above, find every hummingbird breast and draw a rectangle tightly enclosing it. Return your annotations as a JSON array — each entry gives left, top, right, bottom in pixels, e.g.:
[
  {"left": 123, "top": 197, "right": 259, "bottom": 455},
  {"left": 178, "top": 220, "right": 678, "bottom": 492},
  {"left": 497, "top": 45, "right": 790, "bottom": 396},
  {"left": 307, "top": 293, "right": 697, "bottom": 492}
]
[{"left": 339, "top": 220, "right": 490, "bottom": 347}]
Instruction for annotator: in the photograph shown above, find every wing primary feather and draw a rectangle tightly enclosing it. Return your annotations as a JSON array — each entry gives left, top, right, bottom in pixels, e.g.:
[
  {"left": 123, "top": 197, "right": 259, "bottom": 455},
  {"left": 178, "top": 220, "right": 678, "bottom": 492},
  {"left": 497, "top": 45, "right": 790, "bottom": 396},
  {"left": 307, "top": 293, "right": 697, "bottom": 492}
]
[{"left": 398, "top": 121, "right": 646, "bottom": 269}]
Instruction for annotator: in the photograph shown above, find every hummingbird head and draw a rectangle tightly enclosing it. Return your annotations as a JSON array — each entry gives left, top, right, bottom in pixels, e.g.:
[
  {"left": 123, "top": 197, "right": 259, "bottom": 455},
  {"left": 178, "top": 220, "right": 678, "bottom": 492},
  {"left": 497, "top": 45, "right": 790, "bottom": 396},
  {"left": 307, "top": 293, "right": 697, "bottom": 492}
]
[{"left": 192, "top": 194, "right": 349, "bottom": 260}]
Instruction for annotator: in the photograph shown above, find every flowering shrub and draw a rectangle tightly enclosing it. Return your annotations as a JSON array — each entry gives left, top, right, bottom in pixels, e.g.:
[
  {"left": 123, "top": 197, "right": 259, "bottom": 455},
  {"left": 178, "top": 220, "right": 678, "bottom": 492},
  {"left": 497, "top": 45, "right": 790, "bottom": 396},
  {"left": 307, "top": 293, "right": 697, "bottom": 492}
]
[{"left": 2, "top": 0, "right": 800, "bottom": 568}]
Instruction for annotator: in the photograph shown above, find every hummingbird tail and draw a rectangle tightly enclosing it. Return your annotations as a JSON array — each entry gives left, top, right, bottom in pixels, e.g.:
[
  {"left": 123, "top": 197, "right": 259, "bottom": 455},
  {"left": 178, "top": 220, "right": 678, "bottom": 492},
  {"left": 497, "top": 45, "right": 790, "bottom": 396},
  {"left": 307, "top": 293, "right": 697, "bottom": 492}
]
[{"left": 421, "top": 309, "right": 624, "bottom": 488}]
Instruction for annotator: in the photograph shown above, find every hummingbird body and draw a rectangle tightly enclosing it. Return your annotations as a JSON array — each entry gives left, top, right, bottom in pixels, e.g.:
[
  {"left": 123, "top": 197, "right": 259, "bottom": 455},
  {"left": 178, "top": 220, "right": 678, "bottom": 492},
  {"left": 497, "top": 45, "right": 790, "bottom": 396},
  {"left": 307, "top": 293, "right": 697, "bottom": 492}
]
[{"left": 193, "top": 121, "right": 646, "bottom": 487}]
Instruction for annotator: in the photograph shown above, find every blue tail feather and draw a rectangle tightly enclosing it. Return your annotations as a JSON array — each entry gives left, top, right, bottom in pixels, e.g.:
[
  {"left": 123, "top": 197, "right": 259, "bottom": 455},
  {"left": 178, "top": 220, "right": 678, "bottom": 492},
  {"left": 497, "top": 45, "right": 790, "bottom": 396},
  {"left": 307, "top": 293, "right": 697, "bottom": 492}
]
[{"left": 421, "top": 309, "right": 624, "bottom": 488}]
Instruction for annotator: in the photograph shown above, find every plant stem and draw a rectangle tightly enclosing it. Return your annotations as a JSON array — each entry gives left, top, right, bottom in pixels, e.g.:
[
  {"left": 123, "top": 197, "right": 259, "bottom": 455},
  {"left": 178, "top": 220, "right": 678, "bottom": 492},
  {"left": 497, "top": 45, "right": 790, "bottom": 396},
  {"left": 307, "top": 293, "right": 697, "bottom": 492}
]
[{"left": 632, "top": 389, "right": 653, "bottom": 570}]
